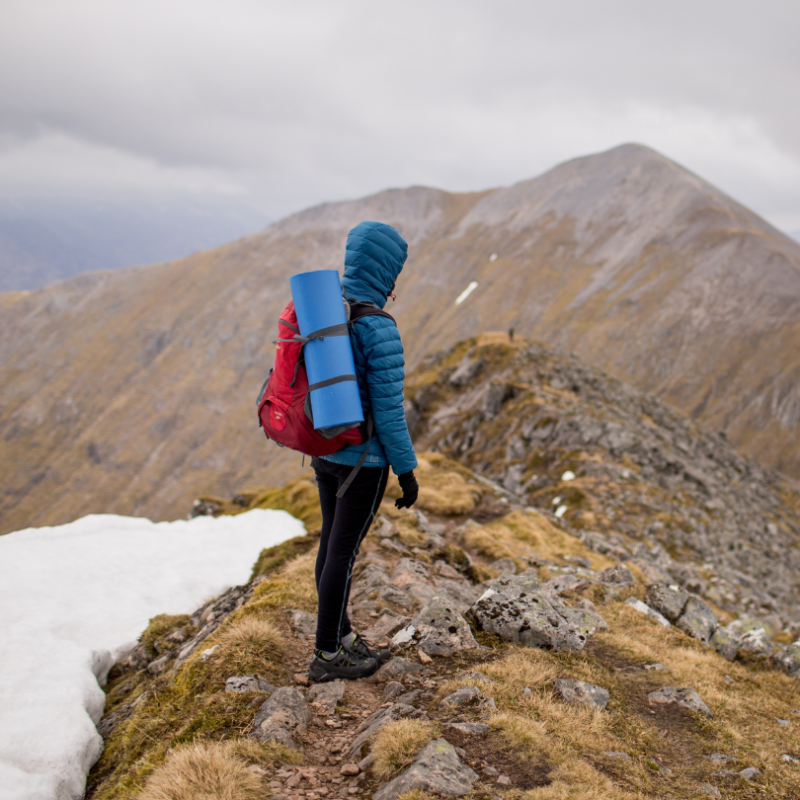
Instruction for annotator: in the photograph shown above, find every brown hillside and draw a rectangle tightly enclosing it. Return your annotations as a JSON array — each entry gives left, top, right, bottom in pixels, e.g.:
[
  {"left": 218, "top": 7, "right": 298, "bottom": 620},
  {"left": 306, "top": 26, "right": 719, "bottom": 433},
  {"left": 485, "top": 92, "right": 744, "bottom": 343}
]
[{"left": 2, "top": 143, "right": 800, "bottom": 533}]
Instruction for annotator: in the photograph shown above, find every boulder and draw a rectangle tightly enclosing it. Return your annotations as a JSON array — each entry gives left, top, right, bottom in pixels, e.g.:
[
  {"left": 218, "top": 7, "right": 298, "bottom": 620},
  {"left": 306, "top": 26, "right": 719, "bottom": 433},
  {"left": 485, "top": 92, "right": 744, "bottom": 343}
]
[
  {"left": 710, "top": 626, "right": 739, "bottom": 661},
  {"left": 645, "top": 584, "right": 689, "bottom": 622},
  {"left": 554, "top": 678, "right": 609, "bottom": 709},
  {"left": 675, "top": 597, "right": 718, "bottom": 645},
  {"left": 251, "top": 687, "right": 312, "bottom": 747},
  {"left": 391, "top": 591, "right": 482, "bottom": 657},
  {"left": 647, "top": 687, "right": 712, "bottom": 716},
  {"left": 774, "top": 641, "right": 800, "bottom": 676},
  {"left": 466, "top": 570, "right": 589, "bottom": 652},
  {"left": 433, "top": 579, "right": 482, "bottom": 613},
  {"left": 736, "top": 628, "right": 773, "bottom": 661},
  {"left": 373, "top": 738, "right": 478, "bottom": 800},
  {"left": 597, "top": 564, "right": 635, "bottom": 586},
  {"left": 625, "top": 597, "right": 671, "bottom": 628},
  {"left": 554, "top": 600, "right": 608, "bottom": 636},
  {"left": 543, "top": 574, "right": 591, "bottom": 596}
]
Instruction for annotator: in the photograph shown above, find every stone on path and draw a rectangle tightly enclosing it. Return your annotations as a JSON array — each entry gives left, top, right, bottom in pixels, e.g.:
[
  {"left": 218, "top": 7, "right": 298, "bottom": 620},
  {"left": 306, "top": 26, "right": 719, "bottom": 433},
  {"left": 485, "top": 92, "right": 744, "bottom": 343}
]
[
  {"left": 373, "top": 738, "right": 478, "bottom": 800},
  {"left": 466, "top": 570, "right": 589, "bottom": 652},
  {"left": 362, "top": 613, "right": 408, "bottom": 642},
  {"left": 625, "top": 597, "right": 671, "bottom": 628},
  {"left": 347, "top": 703, "right": 417, "bottom": 758},
  {"left": 287, "top": 609, "right": 317, "bottom": 637},
  {"left": 439, "top": 686, "right": 482, "bottom": 709},
  {"left": 675, "top": 597, "right": 718, "bottom": 645},
  {"left": 392, "top": 591, "right": 482, "bottom": 657},
  {"left": 647, "top": 687, "right": 712, "bottom": 716},
  {"left": 392, "top": 558, "right": 431, "bottom": 587},
  {"left": 554, "top": 678, "right": 610, "bottom": 709},
  {"left": 225, "top": 676, "right": 276, "bottom": 694},
  {"left": 307, "top": 680, "right": 346, "bottom": 715},
  {"left": 251, "top": 687, "right": 312, "bottom": 748},
  {"left": 645, "top": 584, "right": 689, "bottom": 622},
  {"left": 490, "top": 557, "right": 517, "bottom": 574},
  {"left": 370, "top": 658, "right": 423, "bottom": 682}
]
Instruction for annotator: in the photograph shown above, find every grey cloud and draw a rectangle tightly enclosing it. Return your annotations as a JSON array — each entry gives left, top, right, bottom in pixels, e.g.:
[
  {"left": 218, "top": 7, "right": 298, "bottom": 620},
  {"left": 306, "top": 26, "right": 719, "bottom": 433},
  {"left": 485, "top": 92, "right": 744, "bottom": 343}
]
[{"left": 1, "top": 0, "right": 799, "bottom": 230}]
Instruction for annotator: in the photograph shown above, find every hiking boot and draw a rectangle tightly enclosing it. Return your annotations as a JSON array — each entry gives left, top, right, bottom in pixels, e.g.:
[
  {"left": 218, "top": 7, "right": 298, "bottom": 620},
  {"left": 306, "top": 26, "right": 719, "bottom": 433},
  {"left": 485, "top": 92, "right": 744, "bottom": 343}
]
[
  {"left": 308, "top": 646, "right": 378, "bottom": 683},
  {"left": 347, "top": 633, "right": 392, "bottom": 665}
]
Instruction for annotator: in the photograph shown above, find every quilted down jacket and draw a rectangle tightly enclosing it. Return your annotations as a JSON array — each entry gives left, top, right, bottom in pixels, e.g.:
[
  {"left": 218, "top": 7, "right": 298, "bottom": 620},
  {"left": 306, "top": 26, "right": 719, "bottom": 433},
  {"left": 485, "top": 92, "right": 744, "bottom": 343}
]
[{"left": 321, "top": 221, "right": 418, "bottom": 476}]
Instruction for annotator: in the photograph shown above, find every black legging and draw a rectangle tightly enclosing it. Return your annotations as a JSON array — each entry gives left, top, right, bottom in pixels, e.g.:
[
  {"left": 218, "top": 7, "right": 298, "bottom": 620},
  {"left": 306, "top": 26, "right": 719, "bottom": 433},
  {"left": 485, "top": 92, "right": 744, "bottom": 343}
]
[{"left": 314, "top": 458, "right": 389, "bottom": 652}]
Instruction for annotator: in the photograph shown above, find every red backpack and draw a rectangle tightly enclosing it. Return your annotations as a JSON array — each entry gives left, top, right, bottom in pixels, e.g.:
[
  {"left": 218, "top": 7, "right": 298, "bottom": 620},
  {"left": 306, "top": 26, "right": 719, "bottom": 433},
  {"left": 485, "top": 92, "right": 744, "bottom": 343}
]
[{"left": 256, "top": 299, "right": 393, "bottom": 458}]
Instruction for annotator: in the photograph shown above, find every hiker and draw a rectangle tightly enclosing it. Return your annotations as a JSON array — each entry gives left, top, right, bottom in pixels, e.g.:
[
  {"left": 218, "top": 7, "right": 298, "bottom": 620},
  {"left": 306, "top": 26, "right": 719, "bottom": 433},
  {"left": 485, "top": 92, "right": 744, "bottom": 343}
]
[{"left": 308, "top": 221, "right": 419, "bottom": 682}]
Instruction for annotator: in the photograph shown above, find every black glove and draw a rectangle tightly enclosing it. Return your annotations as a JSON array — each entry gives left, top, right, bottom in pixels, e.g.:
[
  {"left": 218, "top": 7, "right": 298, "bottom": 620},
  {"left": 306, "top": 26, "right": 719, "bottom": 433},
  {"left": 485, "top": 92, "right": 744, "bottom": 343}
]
[{"left": 395, "top": 470, "right": 419, "bottom": 509}]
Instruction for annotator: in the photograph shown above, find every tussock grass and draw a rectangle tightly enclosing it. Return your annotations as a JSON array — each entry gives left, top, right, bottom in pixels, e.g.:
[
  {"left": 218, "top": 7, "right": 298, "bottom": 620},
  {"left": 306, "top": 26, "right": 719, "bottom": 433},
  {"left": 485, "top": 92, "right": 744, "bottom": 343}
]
[
  {"left": 137, "top": 741, "right": 265, "bottom": 800},
  {"left": 139, "top": 614, "right": 193, "bottom": 657},
  {"left": 248, "top": 550, "right": 318, "bottom": 614},
  {"left": 206, "top": 618, "right": 284, "bottom": 676},
  {"left": 370, "top": 719, "right": 439, "bottom": 780}
]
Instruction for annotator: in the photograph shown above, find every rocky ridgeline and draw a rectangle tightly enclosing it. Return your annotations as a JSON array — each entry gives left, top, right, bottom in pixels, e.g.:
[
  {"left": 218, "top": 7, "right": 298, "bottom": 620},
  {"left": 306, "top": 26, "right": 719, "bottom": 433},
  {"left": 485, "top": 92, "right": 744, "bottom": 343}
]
[
  {"left": 94, "top": 498, "right": 800, "bottom": 799},
  {"left": 405, "top": 337, "right": 800, "bottom": 634}
]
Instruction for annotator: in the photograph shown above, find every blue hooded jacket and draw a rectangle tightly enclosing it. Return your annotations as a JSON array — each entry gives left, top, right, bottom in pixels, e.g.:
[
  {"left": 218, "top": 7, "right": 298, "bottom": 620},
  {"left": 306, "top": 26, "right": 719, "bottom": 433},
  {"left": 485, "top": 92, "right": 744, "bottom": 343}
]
[{"left": 321, "top": 221, "right": 418, "bottom": 476}]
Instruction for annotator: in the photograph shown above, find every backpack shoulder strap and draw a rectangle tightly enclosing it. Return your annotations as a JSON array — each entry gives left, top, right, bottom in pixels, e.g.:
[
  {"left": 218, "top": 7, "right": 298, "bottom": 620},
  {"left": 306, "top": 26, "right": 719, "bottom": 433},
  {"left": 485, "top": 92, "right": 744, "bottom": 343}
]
[{"left": 348, "top": 301, "right": 396, "bottom": 325}]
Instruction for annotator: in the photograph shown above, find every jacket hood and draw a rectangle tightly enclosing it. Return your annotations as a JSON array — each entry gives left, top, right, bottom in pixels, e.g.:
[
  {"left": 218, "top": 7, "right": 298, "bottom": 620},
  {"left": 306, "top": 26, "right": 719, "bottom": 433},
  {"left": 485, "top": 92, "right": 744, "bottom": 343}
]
[{"left": 341, "top": 221, "right": 408, "bottom": 309}]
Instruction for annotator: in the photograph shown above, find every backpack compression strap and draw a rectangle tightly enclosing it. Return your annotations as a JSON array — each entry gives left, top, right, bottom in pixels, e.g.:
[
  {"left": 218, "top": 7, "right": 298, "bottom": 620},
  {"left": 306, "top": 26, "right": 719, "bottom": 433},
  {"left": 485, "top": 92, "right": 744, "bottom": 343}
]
[{"left": 335, "top": 415, "right": 374, "bottom": 499}]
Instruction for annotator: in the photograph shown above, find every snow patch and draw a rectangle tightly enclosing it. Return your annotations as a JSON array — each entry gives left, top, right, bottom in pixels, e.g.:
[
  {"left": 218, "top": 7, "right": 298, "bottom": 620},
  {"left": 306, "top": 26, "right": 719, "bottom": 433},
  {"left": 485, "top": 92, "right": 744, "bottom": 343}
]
[
  {"left": 0, "top": 509, "right": 305, "bottom": 800},
  {"left": 454, "top": 281, "right": 478, "bottom": 305}
]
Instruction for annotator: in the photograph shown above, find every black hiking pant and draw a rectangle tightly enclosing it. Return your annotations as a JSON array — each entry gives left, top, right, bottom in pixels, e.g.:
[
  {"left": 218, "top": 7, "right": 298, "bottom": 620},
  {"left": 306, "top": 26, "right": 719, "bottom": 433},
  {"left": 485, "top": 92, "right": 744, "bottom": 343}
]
[{"left": 313, "top": 458, "right": 389, "bottom": 653}]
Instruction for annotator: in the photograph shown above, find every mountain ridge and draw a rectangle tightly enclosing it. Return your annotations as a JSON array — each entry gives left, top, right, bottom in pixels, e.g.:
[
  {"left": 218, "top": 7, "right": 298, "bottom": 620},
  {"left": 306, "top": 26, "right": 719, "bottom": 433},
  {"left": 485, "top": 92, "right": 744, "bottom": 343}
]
[{"left": 2, "top": 143, "right": 800, "bottom": 533}]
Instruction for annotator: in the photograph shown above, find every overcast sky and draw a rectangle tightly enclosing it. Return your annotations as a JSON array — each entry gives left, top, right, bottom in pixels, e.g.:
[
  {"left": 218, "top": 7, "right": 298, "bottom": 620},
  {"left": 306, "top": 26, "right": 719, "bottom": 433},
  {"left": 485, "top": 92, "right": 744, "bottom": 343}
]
[{"left": 1, "top": 0, "right": 799, "bottom": 235}]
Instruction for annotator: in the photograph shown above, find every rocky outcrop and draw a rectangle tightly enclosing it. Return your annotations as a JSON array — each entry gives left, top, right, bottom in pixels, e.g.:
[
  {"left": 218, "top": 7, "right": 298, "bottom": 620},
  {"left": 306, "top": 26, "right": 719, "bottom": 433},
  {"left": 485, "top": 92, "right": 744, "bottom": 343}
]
[
  {"left": 251, "top": 687, "right": 312, "bottom": 748},
  {"left": 373, "top": 739, "right": 478, "bottom": 800},
  {"left": 466, "top": 570, "right": 590, "bottom": 652}
]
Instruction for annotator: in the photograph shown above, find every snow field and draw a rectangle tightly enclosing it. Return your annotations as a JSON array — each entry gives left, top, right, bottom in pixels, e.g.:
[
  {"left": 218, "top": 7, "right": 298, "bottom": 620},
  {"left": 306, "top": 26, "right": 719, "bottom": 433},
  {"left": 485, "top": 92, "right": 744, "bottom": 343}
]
[{"left": 0, "top": 509, "right": 306, "bottom": 800}]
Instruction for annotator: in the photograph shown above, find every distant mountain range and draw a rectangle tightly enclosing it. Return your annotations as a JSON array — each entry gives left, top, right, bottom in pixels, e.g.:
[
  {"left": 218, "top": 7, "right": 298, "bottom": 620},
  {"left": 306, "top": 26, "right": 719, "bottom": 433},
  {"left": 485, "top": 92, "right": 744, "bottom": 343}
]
[
  {"left": 2, "top": 143, "right": 800, "bottom": 534},
  {"left": 0, "top": 198, "right": 268, "bottom": 292}
]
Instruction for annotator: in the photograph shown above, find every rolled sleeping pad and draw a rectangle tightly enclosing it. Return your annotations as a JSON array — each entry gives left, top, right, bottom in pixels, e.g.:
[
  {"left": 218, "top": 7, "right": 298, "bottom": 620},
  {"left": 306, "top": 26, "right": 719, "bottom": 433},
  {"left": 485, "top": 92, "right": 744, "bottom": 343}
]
[{"left": 290, "top": 269, "right": 364, "bottom": 431}]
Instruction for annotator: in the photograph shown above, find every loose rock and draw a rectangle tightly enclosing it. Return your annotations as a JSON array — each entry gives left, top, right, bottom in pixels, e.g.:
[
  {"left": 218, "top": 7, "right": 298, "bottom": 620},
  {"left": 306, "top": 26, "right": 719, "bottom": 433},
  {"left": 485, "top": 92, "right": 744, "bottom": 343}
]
[
  {"left": 554, "top": 678, "right": 610, "bottom": 709},
  {"left": 372, "top": 738, "right": 478, "bottom": 800},
  {"left": 439, "top": 686, "right": 482, "bottom": 709},
  {"left": 392, "top": 591, "right": 482, "bottom": 657},
  {"left": 225, "top": 676, "right": 276, "bottom": 695},
  {"left": 251, "top": 687, "right": 312, "bottom": 748},
  {"left": 675, "top": 597, "right": 718, "bottom": 645},
  {"left": 645, "top": 584, "right": 689, "bottom": 622},
  {"left": 597, "top": 564, "right": 635, "bottom": 586},
  {"left": 370, "top": 658, "right": 423, "bottom": 682},
  {"left": 307, "top": 680, "right": 346, "bottom": 715},
  {"left": 647, "top": 687, "right": 712, "bottom": 716}
]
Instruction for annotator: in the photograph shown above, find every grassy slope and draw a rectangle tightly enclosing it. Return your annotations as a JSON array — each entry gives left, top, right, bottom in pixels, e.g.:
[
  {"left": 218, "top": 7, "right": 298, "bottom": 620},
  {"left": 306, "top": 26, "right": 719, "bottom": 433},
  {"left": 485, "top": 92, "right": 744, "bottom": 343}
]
[{"left": 88, "top": 455, "right": 800, "bottom": 800}]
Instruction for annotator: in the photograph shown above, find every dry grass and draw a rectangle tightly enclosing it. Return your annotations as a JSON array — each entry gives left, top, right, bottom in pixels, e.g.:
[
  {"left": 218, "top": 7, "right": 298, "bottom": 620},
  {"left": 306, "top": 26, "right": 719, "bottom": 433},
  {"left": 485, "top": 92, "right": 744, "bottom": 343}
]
[
  {"left": 370, "top": 719, "right": 439, "bottom": 781},
  {"left": 522, "top": 759, "right": 638, "bottom": 800},
  {"left": 206, "top": 617, "right": 284, "bottom": 676},
  {"left": 249, "top": 550, "right": 318, "bottom": 614},
  {"left": 383, "top": 452, "right": 483, "bottom": 516},
  {"left": 396, "top": 791, "right": 437, "bottom": 800},
  {"left": 137, "top": 741, "right": 265, "bottom": 800}
]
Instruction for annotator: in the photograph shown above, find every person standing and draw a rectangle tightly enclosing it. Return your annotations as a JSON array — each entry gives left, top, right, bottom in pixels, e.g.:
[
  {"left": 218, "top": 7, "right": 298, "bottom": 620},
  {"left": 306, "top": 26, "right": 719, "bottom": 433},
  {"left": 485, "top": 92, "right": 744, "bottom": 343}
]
[{"left": 308, "top": 221, "right": 419, "bottom": 683}]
